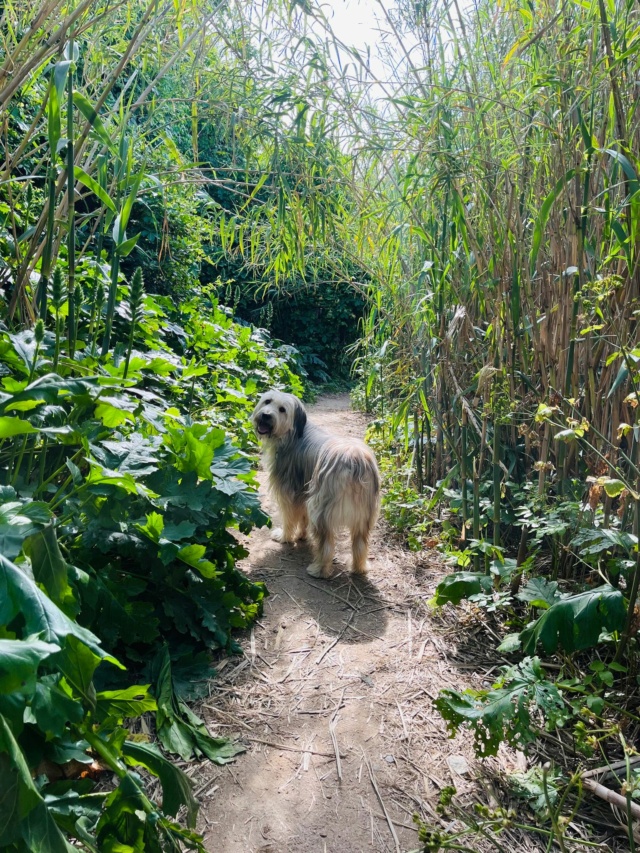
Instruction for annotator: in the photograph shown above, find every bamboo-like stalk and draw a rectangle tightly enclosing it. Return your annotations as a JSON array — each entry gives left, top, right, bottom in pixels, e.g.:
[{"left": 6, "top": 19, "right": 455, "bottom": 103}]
[
  {"left": 460, "top": 407, "right": 468, "bottom": 541},
  {"left": 492, "top": 420, "right": 500, "bottom": 548},
  {"left": 66, "top": 30, "right": 76, "bottom": 357}
]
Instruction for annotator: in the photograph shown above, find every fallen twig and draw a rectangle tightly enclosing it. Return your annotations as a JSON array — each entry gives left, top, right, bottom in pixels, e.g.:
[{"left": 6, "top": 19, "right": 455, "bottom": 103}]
[
  {"left": 364, "top": 753, "right": 401, "bottom": 853},
  {"left": 582, "top": 777, "right": 640, "bottom": 820},
  {"left": 329, "top": 689, "right": 346, "bottom": 782},
  {"left": 582, "top": 756, "right": 640, "bottom": 779},
  {"left": 329, "top": 718, "right": 342, "bottom": 781},
  {"left": 244, "top": 737, "right": 345, "bottom": 759},
  {"left": 315, "top": 611, "right": 355, "bottom": 665},
  {"left": 301, "top": 578, "right": 358, "bottom": 610}
]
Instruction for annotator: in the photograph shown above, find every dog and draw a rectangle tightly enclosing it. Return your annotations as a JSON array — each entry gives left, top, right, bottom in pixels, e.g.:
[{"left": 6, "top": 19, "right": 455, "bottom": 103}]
[{"left": 252, "top": 390, "right": 380, "bottom": 579}]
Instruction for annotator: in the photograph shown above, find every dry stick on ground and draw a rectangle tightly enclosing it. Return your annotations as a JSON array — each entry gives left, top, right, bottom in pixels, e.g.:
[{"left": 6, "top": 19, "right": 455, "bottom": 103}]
[
  {"left": 582, "top": 756, "right": 640, "bottom": 779},
  {"left": 301, "top": 578, "right": 359, "bottom": 610},
  {"left": 364, "top": 753, "right": 401, "bottom": 853},
  {"left": 315, "top": 611, "right": 356, "bottom": 665},
  {"left": 329, "top": 688, "right": 346, "bottom": 782},
  {"left": 244, "top": 737, "right": 346, "bottom": 759},
  {"left": 582, "top": 777, "right": 640, "bottom": 821}
]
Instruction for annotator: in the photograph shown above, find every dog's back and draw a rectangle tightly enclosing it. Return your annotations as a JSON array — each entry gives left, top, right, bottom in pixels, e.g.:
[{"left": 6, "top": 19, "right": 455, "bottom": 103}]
[{"left": 308, "top": 435, "right": 380, "bottom": 537}]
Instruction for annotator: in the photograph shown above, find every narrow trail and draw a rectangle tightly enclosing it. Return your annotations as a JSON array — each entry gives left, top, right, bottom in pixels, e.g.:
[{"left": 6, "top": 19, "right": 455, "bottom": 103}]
[{"left": 196, "top": 396, "right": 523, "bottom": 853}]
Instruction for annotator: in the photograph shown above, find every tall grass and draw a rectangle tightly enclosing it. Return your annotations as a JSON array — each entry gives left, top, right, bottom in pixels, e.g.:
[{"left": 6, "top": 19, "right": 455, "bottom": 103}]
[{"left": 301, "top": 0, "right": 640, "bottom": 568}]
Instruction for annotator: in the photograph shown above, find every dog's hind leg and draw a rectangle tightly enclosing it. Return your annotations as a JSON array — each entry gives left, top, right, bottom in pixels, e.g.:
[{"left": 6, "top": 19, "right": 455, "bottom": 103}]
[
  {"left": 306, "top": 520, "right": 335, "bottom": 578},
  {"left": 351, "top": 528, "right": 370, "bottom": 575}
]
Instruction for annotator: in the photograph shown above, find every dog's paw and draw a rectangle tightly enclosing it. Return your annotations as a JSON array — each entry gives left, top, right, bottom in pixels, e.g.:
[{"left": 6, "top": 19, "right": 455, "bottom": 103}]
[
  {"left": 307, "top": 563, "right": 331, "bottom": 578},
  {"left": 351, "top": 561, "right": 369, "bottom": 576},
  {"left": 271, "top": 527, "right": 293, "bottom": 544}
]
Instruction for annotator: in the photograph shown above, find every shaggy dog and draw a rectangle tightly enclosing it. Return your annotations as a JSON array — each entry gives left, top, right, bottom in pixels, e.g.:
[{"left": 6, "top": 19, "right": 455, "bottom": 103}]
[{"left": 252, "top": 390, "right": 380, "bottom": 578}]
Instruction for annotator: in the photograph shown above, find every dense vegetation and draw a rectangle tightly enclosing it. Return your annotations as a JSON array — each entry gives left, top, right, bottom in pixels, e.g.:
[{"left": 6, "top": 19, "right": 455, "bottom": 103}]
[
  {"left": 0, "top": 2, "right": 309, "bottom": 848},
  {"left": 4, "top": 0, "right": 640, "bottom": 849}
]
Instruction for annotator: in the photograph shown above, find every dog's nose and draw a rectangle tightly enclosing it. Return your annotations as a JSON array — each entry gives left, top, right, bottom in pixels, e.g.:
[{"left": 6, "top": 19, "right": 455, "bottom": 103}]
[{"left": 259, "top": 412, "right": 273, "bottom": 423}]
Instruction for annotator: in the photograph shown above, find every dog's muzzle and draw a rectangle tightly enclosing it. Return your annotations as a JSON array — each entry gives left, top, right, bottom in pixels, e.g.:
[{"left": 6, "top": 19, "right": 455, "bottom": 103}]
[{"left": 256, "top": 413, "right": 273, "bottom": 437}]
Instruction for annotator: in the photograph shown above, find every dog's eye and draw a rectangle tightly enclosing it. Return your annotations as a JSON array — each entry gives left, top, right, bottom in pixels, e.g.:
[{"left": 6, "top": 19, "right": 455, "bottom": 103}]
[
  {"left": 279, "top": 406, "right": 286, "bottom": 413},
  {"left": 264, "top": 399, "right": 271, "bottom": 405}
]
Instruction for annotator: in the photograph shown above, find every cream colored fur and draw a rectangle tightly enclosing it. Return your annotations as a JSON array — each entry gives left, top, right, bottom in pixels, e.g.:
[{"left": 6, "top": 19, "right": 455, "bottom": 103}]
[{"left": 252, "top": 391, "right": 380, "bottom": 578}]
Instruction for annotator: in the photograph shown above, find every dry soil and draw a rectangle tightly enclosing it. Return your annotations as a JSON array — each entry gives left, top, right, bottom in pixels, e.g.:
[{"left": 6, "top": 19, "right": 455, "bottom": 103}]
[{"left": 195, "top": 395, "right": 514, "bottom": 853}]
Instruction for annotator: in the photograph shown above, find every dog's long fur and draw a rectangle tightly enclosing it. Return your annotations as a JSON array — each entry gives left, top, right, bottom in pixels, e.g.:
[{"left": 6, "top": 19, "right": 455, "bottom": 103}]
[{"left": 252, "top": 390, "right": 380, "bottom": 578}]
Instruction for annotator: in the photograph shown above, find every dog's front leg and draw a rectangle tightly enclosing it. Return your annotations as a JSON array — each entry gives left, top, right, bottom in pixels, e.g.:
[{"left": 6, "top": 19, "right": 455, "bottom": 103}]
[{"left": 271, "top": 495, "right": 300, "bottom": 544}]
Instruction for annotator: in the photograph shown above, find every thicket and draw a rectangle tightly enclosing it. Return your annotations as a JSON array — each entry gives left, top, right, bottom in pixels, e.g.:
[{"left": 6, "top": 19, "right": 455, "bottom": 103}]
[
  {"left": 0, "top": 2, "right": 310, "bottom": 848},
  {"left": 309, "top": 0, "right": 640, "bottom": 845}
]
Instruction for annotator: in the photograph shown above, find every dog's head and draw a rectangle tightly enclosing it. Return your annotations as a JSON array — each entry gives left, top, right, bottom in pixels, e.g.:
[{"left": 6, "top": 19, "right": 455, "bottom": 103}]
[{"left": 252, "top": 390, "right": 307, "bottom": 441}]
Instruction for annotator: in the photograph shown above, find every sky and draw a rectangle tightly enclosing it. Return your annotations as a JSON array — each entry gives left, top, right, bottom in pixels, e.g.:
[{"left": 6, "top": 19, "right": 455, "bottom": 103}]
[
  {"left": 318, "top": 0, "right": 390, "bottom": 81},
  {"left": 321, "top": 0, "right": 384, "bottom": 49}
]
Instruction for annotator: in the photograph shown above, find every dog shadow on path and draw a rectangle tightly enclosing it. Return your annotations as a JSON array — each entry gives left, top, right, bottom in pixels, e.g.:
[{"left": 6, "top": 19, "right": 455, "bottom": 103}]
[{"left": 242, "top": 530, "right": 390, "bottom": 645}]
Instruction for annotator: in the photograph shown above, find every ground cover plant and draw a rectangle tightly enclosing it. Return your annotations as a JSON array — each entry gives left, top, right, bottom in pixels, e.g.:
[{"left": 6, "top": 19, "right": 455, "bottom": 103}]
[
  {"left": 0, "top": 284, "right": 301, "bottom": 848},
  {"left": 0, "top": 3, "right": 306, "bottom": 847}
]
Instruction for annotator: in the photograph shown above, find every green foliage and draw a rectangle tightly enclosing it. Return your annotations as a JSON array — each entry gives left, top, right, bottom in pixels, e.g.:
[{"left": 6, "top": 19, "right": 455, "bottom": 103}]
[
  {"left": 435, "top": 657, "right": 566, "bottom": 758},
  {"left": 0, "top": 274, "right": 301, "bottom": 847},
  {"left": 518, "top": 586, "right": 626, "bottom": 656},
  {"left": 233, "top": 278, "right": 367, "bottom": 383},
  {"left": 429, "top": 572, "right": 492, "bottom": 607}
]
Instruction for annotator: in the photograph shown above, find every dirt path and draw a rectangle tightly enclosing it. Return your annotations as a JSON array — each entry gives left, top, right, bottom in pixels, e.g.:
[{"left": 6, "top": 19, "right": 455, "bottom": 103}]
[{"left": 195, "top": 396, "right": 509, "bottom": 853}]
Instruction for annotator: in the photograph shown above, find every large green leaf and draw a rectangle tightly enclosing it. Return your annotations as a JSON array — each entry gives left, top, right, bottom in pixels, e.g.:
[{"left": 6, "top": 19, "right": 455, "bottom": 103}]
[
  {"left": 0, "top": 555, "right": 106, "bottom": 659},
  {"left": 96, "top": 685, "right": 157, "bottom": 723},
  {"left": 0, "top": 501, "right": 49, "bottom": 559},
  {"left": 0, "top": 374, "right": 100, "bottom": 415},
  {"left": 0, "top": 416, "right": 39, "bottom": 438},
  {"left": 153, "top": 647, "right": 243, "bottom": 764},
  {"left": 429, "top": 571, "right": 493, "bottom": 607},
  {"left": 25, "top": 525, "right": 73, "bottom": 610},
  {"left": 516, "top": 578, "right": 561, "bottom": 610},
  {"left": 29, "top": 675, "right": 84, "bottom": 738},
  {"left": 55, "top": 636, "right": 118, "bottom": 711},
  {"left": 122, "top": 740, "right": 198, "bottom": 825},
  {"left": 0, "top": 713, "right": 75, "bottom": 851},
  {"left": 434, "top": 657, "right": 565, "bottom": 757},
  {"left": 0, "top": 637, "right": 60, "bottom": 695},
  {"left": 519, "top": 585, "right": 626, "bottom": 655}
]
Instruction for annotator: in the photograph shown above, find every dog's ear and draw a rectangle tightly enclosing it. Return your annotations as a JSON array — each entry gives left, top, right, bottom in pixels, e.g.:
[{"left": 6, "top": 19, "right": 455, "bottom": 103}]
[{"left": 293, "top": 399, "right": 307, "bottom": 438}]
